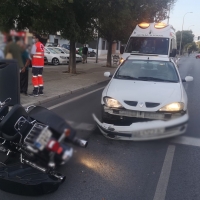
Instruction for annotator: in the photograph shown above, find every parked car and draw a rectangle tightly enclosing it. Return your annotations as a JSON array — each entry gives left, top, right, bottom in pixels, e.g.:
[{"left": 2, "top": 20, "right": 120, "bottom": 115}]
[
  {"left": 54, "top": 47, "right": 82, "bottom": 62},
  {"left": 45, "top": 42, "right": 58, "bottom": 47},
  {"left": 44, "top": 47, "right": 68, "bottom": 65},
  {"left": 62, "top": 44, "right": 70, "bottom": 50},
  {"left": 93, "top": 55, "right": 193, "bottom": 141},
  {"left": 88, "top": 48, "right": 96, "bottom": 57},
  {"left": 196, "top": 54, "right": 200, "bottom": 59},
  {"left": 76, "top": 47, "right": 96, "bottom": 57}
]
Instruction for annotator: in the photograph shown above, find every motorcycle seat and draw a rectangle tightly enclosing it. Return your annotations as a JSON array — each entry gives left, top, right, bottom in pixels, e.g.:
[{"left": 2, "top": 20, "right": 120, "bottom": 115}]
[{"left": 0, "top": 104, "right": 28, "bottom": 140}]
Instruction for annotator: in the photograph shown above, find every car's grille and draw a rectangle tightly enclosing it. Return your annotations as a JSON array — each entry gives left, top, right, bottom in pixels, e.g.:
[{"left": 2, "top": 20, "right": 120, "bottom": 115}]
[
  {"left": 124, "top": 100, "right": 138, "bottom": 106},
  {"left": 104, "top": 106, "right": 184, "bottom": 121},
  {"left": 145, "top": 102, "right": 160, "bottom": 108}
]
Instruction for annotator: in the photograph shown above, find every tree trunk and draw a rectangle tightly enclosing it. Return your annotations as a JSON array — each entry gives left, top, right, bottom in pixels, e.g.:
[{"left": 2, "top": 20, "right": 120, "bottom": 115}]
[
  {"left": 106, "top": 39, "right": 113, "bottom": 67},
  {"left": 68, "top": 40, "right": 76, "bottom": 74}
]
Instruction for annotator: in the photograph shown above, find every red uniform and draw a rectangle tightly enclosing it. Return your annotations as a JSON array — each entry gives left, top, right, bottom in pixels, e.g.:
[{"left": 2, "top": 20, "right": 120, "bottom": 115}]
[{"left": 31, "top": 42, "right": 44, "bottom": 96}]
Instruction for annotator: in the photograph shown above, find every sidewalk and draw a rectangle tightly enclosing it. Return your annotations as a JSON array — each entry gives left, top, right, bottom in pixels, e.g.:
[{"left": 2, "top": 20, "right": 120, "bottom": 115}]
[{"left": 21, "top": 59, "right": 117, "bottom": 107}]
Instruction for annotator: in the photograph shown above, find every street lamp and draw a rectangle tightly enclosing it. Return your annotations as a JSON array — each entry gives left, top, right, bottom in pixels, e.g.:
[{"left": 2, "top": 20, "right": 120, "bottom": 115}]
[
  {"left": 179, "top": 12, "right": 193, "bottom": 56},
  {"left": 188, "top": 25, "right": 194, "bottom": 30}
]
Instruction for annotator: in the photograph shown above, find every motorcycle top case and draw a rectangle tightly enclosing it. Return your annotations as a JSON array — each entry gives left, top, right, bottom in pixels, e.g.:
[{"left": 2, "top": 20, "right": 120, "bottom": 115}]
[
  {"left": 0, "top": 59, "right": 20, "bottom": 106},
  {"left": 0, "top": 163, "right": 64, "bottom": 196}
]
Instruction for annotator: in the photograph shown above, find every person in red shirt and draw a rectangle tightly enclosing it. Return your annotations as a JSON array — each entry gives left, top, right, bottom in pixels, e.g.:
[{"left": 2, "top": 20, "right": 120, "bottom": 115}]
[{"left": 29, "top": 34, "right": 44, "bottom": 97}]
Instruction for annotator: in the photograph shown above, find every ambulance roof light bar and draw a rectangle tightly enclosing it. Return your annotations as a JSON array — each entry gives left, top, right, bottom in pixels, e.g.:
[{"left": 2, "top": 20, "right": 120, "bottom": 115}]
[
  {"left": 138, "top": 22, "right": 168, "bottom": 29},
  {"left": 154, "top": 22, "right": 168, "bottom": 29},
  {"left": 138, "top": 23, "right": 150, "bottom": 29}
]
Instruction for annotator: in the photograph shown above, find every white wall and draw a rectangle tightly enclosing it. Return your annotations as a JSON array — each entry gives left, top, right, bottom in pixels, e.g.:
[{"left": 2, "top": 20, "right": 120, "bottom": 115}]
[{"left": 49, "top": 35, "right": 69, "bottom": 45}]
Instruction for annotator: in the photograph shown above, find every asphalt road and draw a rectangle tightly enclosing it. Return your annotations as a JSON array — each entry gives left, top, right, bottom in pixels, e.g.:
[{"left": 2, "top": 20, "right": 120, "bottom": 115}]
[{"left": 1, "top": 54, "right": 200, "bottom": 200}]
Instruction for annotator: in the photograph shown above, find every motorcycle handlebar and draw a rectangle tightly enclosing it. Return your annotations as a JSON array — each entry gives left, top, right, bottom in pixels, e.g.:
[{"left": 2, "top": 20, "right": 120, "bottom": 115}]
[{"left": 0, "top": 98, "right": 11, "bottom": 107}]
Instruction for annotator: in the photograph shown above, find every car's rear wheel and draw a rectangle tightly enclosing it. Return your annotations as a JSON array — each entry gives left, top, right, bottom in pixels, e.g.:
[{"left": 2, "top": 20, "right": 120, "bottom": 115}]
[{"left": 52, "top": 58, "right": 59, "bottom": 66}]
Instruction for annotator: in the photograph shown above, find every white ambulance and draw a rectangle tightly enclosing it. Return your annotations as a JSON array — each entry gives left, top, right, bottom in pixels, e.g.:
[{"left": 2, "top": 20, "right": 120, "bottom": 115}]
[{"left": 121, "top": 22, "right": 177, "bottom": 61}]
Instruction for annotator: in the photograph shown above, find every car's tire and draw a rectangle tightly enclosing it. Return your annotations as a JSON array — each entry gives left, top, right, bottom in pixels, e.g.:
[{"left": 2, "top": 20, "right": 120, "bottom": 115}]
[{"left": 52, "top": 58, "right": 60, "bottom": 66}]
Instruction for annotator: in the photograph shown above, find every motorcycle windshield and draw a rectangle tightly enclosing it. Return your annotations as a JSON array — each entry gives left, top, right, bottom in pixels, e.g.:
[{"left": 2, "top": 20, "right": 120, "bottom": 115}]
[{"left": 28, "top": 106, "right": 76, "bottom": 140}]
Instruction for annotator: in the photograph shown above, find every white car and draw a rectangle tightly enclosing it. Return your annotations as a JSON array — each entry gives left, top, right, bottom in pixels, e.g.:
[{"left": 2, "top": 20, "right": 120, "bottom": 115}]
[
  {"left": 93, "top": 55, "right": 193, "bottom": 141},
  {"left": 54, "top": 47, "right": 82, "bottom": 62},
  {"left": 44, "top": 47, "right": 68, "bottom": 65}
]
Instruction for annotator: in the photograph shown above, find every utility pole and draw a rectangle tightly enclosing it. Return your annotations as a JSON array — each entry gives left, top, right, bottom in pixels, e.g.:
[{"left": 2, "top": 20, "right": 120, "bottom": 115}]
[
  {"left": 167, "top": 5, "right": 171, "bottom": 24},
  {"left": 95, "top": 20, "right": 99, "bottom": 63}
]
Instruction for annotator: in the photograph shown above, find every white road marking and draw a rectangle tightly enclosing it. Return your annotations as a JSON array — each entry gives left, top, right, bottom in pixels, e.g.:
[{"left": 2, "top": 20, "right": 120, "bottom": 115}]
[
  {"left": 171, "top": 136, "right": 200, "bottom": 147},
  {"left": 48, "top": 87, "right": 104, "bottom": 110},
  {"left": 153, "top": 145, "right": 175, "bottom": 200}
]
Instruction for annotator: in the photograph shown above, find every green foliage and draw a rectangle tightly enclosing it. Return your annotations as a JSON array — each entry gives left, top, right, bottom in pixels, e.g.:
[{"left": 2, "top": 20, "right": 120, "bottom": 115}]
[
  {"left": 184, "top": 42, "right": 197, "bottom": 52},
  {"left": 95, "top": 0, "right": 177, "bottom": 66},
  {"left": 176, "top": 30, "right": 194, "bottom": 51},
  {"left": 0, "top": 0, "right": 177, "bottom": 70}
]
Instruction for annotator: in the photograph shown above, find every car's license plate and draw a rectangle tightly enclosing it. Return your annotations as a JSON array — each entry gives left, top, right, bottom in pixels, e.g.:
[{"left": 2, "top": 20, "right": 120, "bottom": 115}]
[{"left": 133, "top": 128, "right": 165, "bottom": 137}]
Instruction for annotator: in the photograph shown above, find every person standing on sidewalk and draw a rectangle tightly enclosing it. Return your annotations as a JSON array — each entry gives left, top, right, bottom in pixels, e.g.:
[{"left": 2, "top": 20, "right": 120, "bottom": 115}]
[
  {"left": 82, "top": 44, "right": 88, "bottom": 64},
  {"left": 29, "top": 34, "right": 44, "bottom": 97},
  {"left": 4, "top": 35, "right": 24, "bottom": 70}
]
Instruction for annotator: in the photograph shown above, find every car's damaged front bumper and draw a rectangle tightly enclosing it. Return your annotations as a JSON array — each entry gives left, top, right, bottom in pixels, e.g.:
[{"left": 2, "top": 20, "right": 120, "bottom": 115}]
[{"left": 92, "top": 112, "right": 188, "bottom": 141}]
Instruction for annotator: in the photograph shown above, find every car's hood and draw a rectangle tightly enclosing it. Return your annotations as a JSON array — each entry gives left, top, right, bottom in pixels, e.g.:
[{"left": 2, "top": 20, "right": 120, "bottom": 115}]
[{"left": 106, "top": 79, "right": 182, "bottom": 111}]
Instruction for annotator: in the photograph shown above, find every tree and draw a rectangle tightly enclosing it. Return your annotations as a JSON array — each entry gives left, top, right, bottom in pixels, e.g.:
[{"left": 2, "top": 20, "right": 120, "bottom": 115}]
[
  {"left": 96, "top": 0, "right": 177, "bottom": 67},
  {"left": 184, "top": 42, "right": 197, "bottom": 53},
  {"left": 0, "top": 0, "right": 99, "bottom": 73},
  {"left": 176, "top": 30, "right": 194, "bottom": 54}
]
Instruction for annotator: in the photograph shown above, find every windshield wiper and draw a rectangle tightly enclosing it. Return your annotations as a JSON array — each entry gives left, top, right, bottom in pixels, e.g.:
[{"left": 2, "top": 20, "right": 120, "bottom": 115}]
[
  {"left": 116, "top": 75, "right": 139, "bottom": 80},
  {"left": 138, "top": 77, "right": 177, "bottom": 82}
]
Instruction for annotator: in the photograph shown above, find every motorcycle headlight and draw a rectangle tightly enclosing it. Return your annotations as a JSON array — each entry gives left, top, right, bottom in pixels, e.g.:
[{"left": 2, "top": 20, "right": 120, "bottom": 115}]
[
  {"left": 159, "top": 102, "right": 184, "bottom": 112},
  {"left": 104, "top": 97, "right": 123, "bottom": 108}
]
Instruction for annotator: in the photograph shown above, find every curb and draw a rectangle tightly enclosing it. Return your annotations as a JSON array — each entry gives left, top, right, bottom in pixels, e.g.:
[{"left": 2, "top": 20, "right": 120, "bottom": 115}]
[{"left": 22, "top": 80, "right": 108, "bottom": 107}]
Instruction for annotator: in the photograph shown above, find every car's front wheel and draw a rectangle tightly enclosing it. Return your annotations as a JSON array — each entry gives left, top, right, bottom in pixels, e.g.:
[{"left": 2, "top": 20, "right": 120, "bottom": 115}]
[{"left": 52, "top": 58, "right": 60, "bottom": 66}]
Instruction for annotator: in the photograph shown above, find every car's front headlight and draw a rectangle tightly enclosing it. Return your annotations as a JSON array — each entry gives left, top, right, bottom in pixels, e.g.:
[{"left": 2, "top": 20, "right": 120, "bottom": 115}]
[
  {"left": 60, "top": 56, "right": 67, "bottom": 59},
  {"left": 159, "top": 102, "right": 184, "bottom": 112},
  {"left": 103, "top": 97, "right": 123, "bottom": 108}
]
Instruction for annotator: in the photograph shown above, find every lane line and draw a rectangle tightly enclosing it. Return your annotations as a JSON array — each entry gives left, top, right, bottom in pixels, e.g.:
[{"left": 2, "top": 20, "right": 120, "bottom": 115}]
[
  {"left": 48, "top": 87, "right": 104, "bottom": 110},
  {"left": 153, "top": 145, "right": 175, "bottom": 200},
  {"left": 171, "top": 136, "right": 200, "bottom": 147}
]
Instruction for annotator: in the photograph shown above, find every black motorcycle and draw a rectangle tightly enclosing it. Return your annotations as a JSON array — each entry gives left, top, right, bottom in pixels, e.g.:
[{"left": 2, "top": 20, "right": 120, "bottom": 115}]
[{"left": 0, "top": 98, "right": 88, "bottom": 195}]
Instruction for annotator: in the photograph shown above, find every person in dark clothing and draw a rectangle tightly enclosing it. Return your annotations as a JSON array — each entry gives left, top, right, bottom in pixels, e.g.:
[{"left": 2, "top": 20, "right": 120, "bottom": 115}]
[
  {"left": 4, "top": 35, "right": 24, "bottom": 70},
  {"left": 20, "top": 43, "right": 30, "bottom": 95},
  {"left": 82, "top": 44, "right": 88, "bottom": 64}
]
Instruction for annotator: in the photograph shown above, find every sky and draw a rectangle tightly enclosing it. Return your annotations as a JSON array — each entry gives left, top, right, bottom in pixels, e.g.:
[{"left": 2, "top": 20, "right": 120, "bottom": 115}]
[{"left": 163, "top": 0, "right": 200, "bottom": 40}]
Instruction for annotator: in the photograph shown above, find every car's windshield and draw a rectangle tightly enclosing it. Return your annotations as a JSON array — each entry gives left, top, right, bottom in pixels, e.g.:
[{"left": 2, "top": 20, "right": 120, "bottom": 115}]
[
  {"left": 53, "top": 48, "right": 64, "bottom": 54},
  {"left": 115, "top": 60, "right": 179, "bottom": 83},
  {"left": 47, "top": 48, "right": 57, "bottom": 54},
  {"left": 125, "top": 37, "right": 169, "bottom": 55},
  {"left": 61, "top": 48, "right": 69, "bottom": 54}
]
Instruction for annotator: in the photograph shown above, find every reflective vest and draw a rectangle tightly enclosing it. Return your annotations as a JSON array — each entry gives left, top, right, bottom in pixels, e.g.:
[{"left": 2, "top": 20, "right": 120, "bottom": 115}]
[{"left": 32, "top": 42, "right": 44, "bottom": 67}]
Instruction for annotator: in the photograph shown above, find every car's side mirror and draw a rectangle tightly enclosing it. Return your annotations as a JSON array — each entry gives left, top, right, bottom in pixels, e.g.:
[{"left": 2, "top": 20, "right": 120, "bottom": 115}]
[
  {"left": 120, "top": 46, "right": 124, "bottom": 54},
  {"left": 182, "top": 76, "right": 193, "bottom": 82},
  {"left": 104, "top": 72, "right": 112, "bottom": 78},
  {"left": 170, "top": 49, "right": 177, "bottom": 57}
]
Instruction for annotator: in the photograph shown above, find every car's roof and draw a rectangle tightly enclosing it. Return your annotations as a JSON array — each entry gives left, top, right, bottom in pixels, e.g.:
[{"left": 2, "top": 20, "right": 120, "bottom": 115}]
[{"left": 127, "top": 55, "right": 170, "bottom": 62}]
